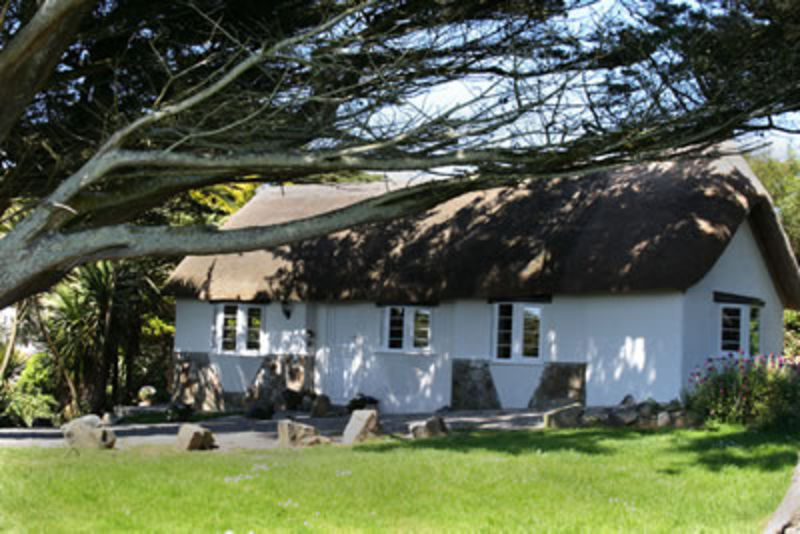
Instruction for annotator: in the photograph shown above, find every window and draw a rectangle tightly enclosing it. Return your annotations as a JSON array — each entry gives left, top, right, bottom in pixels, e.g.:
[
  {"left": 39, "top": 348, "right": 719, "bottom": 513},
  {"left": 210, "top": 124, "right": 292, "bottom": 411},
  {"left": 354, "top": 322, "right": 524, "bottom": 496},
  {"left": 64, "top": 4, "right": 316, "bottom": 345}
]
[
  {"left": 217, "top": 304, "right": 263, "bottom": 353},
  {"left": 494, "top": 302, "right": 542, "bottom": 361},
  {"left": 719, "top": 304, "right": 761, "bottom": 355},
  {"left": 382, "top": 306, "right": 432, "bottom": 351},
  {"left": 221, "top": 305, "right": 238, "bottom": 351},
  {"left": 246, "top": 307, "right": 262, "bottom": 351}
]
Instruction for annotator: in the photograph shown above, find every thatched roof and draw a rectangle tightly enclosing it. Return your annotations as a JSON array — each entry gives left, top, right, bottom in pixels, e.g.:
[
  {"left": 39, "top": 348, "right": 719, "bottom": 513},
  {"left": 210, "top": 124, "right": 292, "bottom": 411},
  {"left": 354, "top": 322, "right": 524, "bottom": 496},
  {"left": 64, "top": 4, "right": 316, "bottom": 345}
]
[{"left": 166, "top": 155, "right": 800, "bottom": 308}]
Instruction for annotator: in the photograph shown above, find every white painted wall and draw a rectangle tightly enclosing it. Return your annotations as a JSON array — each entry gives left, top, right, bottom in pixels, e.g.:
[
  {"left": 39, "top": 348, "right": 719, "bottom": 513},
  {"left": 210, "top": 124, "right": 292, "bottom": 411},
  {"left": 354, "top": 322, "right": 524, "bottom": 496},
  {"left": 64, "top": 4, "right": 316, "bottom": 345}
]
[
  {"left": 549, "top": 294, "right": 685, "bottom": 405},
  {"left": 174, "top": 299, "right": 215, "bottom": 353},
  {"left": 683, "top": 219, "right": 784, "bottom": 378},
  {"left": 209, "top": 354, "right": 264, "bottom": 393},
  {"left": 312, "top": 302, "right": 451, "bottom": 413}
]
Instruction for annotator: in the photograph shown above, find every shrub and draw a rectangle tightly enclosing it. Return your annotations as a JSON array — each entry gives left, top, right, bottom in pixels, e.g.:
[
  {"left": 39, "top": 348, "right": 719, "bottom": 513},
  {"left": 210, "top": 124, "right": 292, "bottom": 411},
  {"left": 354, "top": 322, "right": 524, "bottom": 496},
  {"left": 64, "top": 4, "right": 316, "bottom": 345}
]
[
  {"left": 15, "top": 352, "right": 55, "bottom": 395},
  {"left": 0, "top": 386, "right": 57, "bottom": 428},
  {"left": 685, "top": 354, "right": 800, "bottom": 430}
]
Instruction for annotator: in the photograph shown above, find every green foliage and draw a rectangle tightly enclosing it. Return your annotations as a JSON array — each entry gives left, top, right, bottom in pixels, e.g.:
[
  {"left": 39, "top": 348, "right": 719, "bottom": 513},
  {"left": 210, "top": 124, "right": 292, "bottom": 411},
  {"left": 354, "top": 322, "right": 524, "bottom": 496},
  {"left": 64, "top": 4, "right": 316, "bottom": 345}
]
[
  {"left": 746, "top": 152, "right": 800, "bottom": 257},
  {"left": 685, "top": 354, "right": 800, "bottom": 429},
  {"left": 15, "top": 352, "right": 54, "bottom": 395},
  {"left": 0, "top": 387, "right": 56, "bottom": 428}
]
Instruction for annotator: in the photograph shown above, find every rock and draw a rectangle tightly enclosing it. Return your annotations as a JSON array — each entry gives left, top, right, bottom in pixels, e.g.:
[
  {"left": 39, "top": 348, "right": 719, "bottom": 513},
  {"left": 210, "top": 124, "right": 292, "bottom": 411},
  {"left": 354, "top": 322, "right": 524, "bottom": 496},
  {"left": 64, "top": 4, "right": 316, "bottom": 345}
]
[
  {"left": 671, "top": 411, "right": 687, "bottom": 428},
  {"left": 451, "top": 360, "right": 501, "bottom": 410},
  {"left": 543, "top": 403, "right": 583, "bottom": 428},
  {"left": 298, "top": 434, "right": 332, "bottom": 447},
  {"left": 342, "top": 409, "right": 380, "bottom": 444},
  {"left": 656, "top": 411, "right": 671, "bottom": 428},
  {"left": 310, "top": 394, "right": 332, "bottom": 418},
  {"left": 176, "top": 423, "right": 216, "bottom": 450},
  {"left": 347, "top": 394, "right": 379, "bottom": 413},
  {"left": 101, "top": 412, "right": 119, "bottom": 426},
  {"left": 62, "top": 415, "right": 116, "bottom": 449},
  {"left": 409, "top": 416, "right": 450, "bottom": 438},
  {"left": 609, "top": 407, "right": 638, "bottom": 426},
  {"left": 582, "top": 407, "right": 610, "bottom": 426},
  {"left": 619, "top": 394, "right": 636, "bottom": 408},
  {"left": 637, "top": 399, "right": 659, "bottom": 419},
  {"left": 277, "top": 419, "right": 319, "bottom": 448}
]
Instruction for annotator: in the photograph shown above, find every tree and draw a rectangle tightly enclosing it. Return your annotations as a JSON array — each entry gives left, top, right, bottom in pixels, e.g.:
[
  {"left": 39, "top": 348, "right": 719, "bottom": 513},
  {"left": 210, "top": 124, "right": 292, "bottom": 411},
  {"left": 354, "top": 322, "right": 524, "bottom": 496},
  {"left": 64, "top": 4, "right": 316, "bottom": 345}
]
[{"left": 0, "top": 0, "right": 799, "bottom": 308}]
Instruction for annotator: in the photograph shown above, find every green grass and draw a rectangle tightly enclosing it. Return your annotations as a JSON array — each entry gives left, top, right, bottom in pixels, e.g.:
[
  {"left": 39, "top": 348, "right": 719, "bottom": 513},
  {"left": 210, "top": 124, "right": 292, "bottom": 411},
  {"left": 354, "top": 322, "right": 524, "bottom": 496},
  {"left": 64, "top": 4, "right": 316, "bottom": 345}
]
[{"left": 0, "top": 425, "right": 796, "bottom": 533}]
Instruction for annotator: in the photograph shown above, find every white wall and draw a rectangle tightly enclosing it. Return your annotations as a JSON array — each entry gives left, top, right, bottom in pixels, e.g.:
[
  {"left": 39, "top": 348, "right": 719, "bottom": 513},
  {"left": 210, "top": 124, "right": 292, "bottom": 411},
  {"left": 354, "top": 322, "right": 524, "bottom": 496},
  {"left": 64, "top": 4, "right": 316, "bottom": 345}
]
[
  {"left": 209, "top": 354, "right": 264, "bottom": 393},
  {"left": 313, "top": 302, "right": 451, "bottom": 413},
  {"left": 683, "top": 219, "right": 784, "bottom": 378},
  {"left": 174, "top": 299, "right": 215, "bottom": 353},
  {"left": 549, "top": 294, "right": 685, "bottom": 405}
]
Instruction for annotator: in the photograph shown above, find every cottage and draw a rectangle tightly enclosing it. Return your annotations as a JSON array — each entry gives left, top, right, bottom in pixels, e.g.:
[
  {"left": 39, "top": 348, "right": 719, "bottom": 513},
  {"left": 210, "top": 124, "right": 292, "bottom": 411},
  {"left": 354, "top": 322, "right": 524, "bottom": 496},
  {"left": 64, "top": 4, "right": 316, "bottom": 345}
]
[{"left": 166, "top": 154, "right": 800, "bottom": 413}]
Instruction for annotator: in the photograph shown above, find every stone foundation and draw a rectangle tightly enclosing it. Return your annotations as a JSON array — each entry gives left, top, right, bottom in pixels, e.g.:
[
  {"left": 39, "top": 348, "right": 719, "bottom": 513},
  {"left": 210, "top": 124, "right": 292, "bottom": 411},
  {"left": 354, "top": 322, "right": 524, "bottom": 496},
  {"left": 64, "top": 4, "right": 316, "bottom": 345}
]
[
  {"left": 529, "top": 362, "right": 586, "bottom": 410},
  {"left": 451, "top": 360, "right": 501, "bottom": 410},
  {"left": 172, "top": 352, "right": 315, "bottom": 413}
]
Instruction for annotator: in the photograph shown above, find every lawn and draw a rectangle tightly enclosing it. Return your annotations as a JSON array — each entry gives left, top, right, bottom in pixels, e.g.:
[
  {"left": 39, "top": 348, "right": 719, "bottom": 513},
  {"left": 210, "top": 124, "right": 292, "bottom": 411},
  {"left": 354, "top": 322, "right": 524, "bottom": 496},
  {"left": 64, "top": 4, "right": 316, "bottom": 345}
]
[{"left": 0, "top": 425, "right": 796, "bottom": 533}]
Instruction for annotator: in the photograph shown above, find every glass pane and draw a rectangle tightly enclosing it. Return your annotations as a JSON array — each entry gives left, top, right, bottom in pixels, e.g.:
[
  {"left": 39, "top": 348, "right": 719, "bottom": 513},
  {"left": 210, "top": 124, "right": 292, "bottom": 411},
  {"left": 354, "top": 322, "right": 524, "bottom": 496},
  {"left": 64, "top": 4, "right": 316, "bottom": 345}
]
[
  {"left": 388, "top": 307, "right": 404, "bottom": 349},
  {"left": 413, "top": 310, "right": 431, "bottom": 348},
  {"left": 721, "top": 307, "right": 741, "bottom": 352},
  {"left": 749, "top": 307, "right": 760, "bottom": 355},
  {"left": 246, "top": 307, "right": 261, "bottom": 350},
  {"left": 522, "top": 308, "right": 540, "bottom": 357},
  {"left": 222, "top": 305, "right": 237, "bottom": 351},
  {"left": 496, "top": 303, "right": 514, "bottom": 359}
]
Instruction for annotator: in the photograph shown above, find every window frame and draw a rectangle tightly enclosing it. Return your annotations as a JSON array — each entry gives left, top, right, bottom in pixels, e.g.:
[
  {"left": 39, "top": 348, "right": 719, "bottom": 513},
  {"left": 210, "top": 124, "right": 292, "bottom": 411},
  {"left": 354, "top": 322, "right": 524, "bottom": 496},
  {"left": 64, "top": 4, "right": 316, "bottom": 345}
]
[
  {"left": 492, "top": 302, "right": 543, "bottom": 363},
  {"left": 380, "top": 305, "right": 433, "bottom": 354},
  {"left": 215, "top": 303, "right": 264, "bottom": 355},
  {"left": 718, "top": 303, "right": 761, "bottom": 356}
]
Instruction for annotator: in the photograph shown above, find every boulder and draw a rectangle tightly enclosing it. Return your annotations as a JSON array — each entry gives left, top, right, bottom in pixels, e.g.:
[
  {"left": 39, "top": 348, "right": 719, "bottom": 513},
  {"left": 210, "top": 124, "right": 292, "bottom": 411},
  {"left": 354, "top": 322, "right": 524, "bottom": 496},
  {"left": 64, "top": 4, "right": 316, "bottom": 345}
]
[
  {"left": 543, "top": 403, "right": 583, "bottom": 428},
  {"left": 298, "top": 434, "right": 332, "bottom": 447},
  {"left": 310, "top": 394, "right": 332, "bottom": 418},
  {"left": 671, "top": 411, "right": 687, "bottom": 428},
  {"left": 62, "top": 415, "right": 116, "bottom": 449},
  {"left": 609, "top": 407, "right": 639, "bottom": 426},
  {"left": 656, "top": 411, "right": 671, "bottom": 428},
  {"left": 176, "top": 423, "right": 216, "bottom": 450},
  {"left": 347, "top": 394, "right": 379, "bottom": 413},
  {"left": 101, "top": 412, "right": 119, "bottom": 426},
  {"left": 619, "top": 394, "right": 636, "bottom": 408},
  {"left": 637, "top": 399, "right": 659, "bottom": 419},
  {"left": 409, "top": 416, "right": 450, "bottom": 439},
  {"left": 582, "top": 407, "right": 610, "bottom": 426},
  {"left": 277, "top": 419, "right": 319, "bottom": 448},
  {"left": 342, "top": 409, "right": 380, "bottom": 444}
]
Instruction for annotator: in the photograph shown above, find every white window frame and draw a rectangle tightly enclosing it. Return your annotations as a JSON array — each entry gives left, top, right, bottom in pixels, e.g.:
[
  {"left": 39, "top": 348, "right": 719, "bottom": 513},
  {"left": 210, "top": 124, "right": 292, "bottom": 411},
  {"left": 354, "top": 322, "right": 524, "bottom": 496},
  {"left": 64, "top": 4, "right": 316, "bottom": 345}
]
[
  {"left": 492, "top": 302, "right": 543, "bottom": 363},
  {"left": 215, "top": 303, "right": 264, "bottom": 355},
  {"left": 380, "top": 306, "right": 433, "bottom": 354},
  {"left": 718, "top": 303, "right": 761, "bottom": 356}
]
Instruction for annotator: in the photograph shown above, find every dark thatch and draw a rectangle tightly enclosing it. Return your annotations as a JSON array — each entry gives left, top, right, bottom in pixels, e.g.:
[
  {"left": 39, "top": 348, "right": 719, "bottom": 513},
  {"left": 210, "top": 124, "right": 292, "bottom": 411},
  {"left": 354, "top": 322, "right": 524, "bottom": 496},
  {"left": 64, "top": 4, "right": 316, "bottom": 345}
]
[{"left": 165, "top": 155, "right": 800, "bottom": 309}]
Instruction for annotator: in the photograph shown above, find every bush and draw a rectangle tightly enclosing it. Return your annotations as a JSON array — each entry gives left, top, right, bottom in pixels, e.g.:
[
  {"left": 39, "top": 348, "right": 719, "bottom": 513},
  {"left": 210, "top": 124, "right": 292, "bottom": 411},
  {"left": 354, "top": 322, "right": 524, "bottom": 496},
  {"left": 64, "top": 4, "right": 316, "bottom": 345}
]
[
  {"left": 685, "top": 354, "right": 800, "bottom": 430},
  {"left": 0, "top": 386, "right": 57, "bottom": 428},
  {"left": 15, "top": 352, "right": 55, "bottom": 395}
]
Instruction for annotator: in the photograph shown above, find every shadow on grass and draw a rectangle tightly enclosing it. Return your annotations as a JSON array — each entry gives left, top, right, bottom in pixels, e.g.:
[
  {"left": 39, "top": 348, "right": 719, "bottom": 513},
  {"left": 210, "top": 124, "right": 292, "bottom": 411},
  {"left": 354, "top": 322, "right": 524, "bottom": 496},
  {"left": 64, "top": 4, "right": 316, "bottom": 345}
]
[
  {"left": 658, "top": 427, "right": 800, "bottom": 475},
  {"left": 362, "top": 427, "right": 652, "bottom": 456},
  {"left": 362, "top": 426, "right": 800, "bottom": 475}
]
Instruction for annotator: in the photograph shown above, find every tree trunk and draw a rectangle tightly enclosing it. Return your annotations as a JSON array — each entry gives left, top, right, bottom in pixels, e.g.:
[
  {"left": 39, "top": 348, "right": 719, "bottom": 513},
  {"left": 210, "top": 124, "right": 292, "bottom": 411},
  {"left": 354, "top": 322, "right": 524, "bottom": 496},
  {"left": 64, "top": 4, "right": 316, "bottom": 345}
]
[
  {"left": 764, "top": 460, "right": 800, "bottom": 533},
  {"left": 0, "top": 303, "right": 19, "bottom": 381}
]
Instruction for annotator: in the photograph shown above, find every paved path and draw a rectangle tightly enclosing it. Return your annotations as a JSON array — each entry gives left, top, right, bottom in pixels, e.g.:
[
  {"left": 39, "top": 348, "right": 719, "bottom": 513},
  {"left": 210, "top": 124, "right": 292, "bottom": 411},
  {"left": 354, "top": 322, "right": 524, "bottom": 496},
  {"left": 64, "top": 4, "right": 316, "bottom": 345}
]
[{"left": 0, "top": 410, "right": 545, "bottom": 450}]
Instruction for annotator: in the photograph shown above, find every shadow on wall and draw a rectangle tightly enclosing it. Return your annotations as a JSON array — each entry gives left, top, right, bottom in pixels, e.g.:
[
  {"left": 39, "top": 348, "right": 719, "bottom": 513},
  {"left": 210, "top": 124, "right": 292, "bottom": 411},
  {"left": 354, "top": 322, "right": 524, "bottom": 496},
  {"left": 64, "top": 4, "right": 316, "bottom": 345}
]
[{"left": 317, "top": 327, "right": 449, "bottom": 412}]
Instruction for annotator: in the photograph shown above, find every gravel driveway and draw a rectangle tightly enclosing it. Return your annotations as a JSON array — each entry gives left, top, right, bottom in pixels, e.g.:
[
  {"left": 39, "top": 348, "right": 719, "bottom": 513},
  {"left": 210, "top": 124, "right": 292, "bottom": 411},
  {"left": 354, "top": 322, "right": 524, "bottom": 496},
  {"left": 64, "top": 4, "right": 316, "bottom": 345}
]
[{"left": 0, "top": 410, "right": 545, "bottom": 450}]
